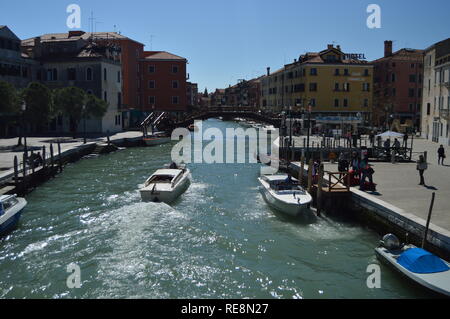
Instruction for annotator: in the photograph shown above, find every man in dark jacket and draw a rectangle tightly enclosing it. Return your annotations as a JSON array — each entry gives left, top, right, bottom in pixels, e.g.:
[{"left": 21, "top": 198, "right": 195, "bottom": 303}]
[{"left": 438, "top": 145, "right": 446, "bottom": 165}]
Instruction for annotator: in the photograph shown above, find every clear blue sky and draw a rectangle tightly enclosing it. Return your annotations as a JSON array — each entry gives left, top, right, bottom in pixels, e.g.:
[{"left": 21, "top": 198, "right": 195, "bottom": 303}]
[{"left": 2, "top": 0, "right": 449, "bottom": 92}]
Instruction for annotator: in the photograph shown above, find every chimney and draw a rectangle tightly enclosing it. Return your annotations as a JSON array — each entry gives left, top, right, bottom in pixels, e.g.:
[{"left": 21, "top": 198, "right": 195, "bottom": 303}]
[
  {"left": 327, "top": 44, "right": 333, "bottom": 50},
  {"left": 384, "top": 40, "right": 393, "bottom": 57},
  {"left": 336, "top": 45, "right": 341, "bottom": 51},
  {"left": 267, "top": 67, "right": 270, "bottom": 76},
  {"left": 294, "top": 59, "right": 297, "bottom": 63}
]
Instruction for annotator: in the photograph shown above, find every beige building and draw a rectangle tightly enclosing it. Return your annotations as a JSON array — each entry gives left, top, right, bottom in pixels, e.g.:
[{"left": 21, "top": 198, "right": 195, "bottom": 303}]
[{"left": 422, "top": 38, "right": 450, "bottom": 145}]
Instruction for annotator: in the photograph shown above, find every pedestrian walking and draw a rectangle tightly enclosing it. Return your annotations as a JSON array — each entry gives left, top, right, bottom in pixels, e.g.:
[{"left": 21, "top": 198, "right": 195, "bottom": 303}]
[
  {"left": 369, "top": 131, "right": 375, "bottom": 147},
  {"left": 438, "top": 145, "right": 446, "bottom": 165},
  {"left": 403, "top": 133, "right": 408, "bottom": 148},
  {"left": 417, "top": 155, "right": 428, "bottom": 186}
]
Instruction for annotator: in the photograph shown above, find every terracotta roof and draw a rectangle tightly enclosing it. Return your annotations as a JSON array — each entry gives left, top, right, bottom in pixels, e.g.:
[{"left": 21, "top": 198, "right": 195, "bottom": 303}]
[
  {"left": 371, "top": 48, "right": 424, "bottom": 63},
  {"left": 22, "top": 31, "right": 144, "bottom": 46},
  {"left": 143, "top": 51, "right": 186, "bottom": 61}
]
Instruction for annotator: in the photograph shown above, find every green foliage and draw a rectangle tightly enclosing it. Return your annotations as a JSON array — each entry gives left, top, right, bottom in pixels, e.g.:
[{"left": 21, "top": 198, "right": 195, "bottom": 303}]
[
  {"left": 22, "top": 82, "right": 53, "bottom": 126},
  {"left": 84, "top": 94, "right": 108, "bottom": 119},
  {"left": 0, "top": 80, "right": 19, "bottom": 114},
  {"left": 53, "top": 86, "right": 86, "bottom": 123}
]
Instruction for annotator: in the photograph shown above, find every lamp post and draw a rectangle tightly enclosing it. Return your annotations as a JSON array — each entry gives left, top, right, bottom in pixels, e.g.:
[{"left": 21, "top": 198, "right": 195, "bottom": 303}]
[
  {"left": 83, "top": 104, "right": 87, "bottom": 144},
  {"left": 22, "top": 101, "right": 27, "bottom": 155}
]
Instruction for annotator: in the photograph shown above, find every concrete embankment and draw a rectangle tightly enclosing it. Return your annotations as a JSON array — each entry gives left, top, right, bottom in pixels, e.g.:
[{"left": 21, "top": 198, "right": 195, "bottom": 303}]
[{"left": 289, "top": 162, "right": 450, "bottom": 261}]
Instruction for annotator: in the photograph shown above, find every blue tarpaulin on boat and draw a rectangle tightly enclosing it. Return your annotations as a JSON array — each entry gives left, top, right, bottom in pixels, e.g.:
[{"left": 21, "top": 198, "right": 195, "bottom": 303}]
[{"left": 397, "top": 248, "right": 450, "bottom": 274}]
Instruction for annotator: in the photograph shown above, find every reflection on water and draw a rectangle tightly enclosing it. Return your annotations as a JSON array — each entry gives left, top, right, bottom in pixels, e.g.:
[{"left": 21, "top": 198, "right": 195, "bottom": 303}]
[{"left": 0, "top": 119, "right": 429, "bottom": 299}]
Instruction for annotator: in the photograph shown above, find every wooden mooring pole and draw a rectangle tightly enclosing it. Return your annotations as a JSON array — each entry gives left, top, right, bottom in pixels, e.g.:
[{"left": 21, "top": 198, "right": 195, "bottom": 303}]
[
  {"left": 14, "top": 156, "right": 19, "bottom": 187},
  {"left": 50, "top": 143, "right": 54, "bottom": 168},
  {"left": 300, "top": 156, "right": 305, "bottom": 185},
  {"left": 307, "top": 159, "right": 313, "bottom": 194},
  {"left": 57, "top": 141, "right": 62, "bottom": 172},
  {"left": 316, "top": 164, "right": 324, "bottom": 217},
  {"left": 422, "top": 192, "right": 436, "bottom": 249}
]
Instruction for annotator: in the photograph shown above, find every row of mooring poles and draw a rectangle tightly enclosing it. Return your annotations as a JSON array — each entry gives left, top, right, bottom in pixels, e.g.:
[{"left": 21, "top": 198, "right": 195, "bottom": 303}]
[
  {"left": 13, "top": 141, "right": 64, "bottom": 191},
  {"left": 297, "top": 156, "right": 324, "bottom": 218}
]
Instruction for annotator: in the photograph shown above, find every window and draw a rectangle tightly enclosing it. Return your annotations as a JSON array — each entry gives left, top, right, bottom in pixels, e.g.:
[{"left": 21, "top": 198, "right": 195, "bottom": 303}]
[
  {"left": 86, "top": 67, "right": 93, "bottom": 81},
  {"left": 310, "top": 98, "right": 316, "bottom": 107},
  {"left": 364, "top": 99, "right": 369, "bottom": 107},
  {"left": 310, "top": 68, "right": 317, "bottom": 76},
  {"left": 148, "top": 96, "right": 156, "bottom": 105},
  {"left": 364, "top": 69, "right": 369, "bottom": 76},
  {"left": 172, "top": 65, "right": 179, "bottom": 73},
  {"left": 334, "top": 83, "right": 340, "bottom": 91},
  {"left": 344, "top": 69, "right": 349, "bottom": 76},
  {"left": 427, "top": 103, "right": 431, "bottom": 115},
  {"left": 68, "top": 68, "right": 76, "bottom": 81},
  {"left": 408, "top": 88, "right": 415, "bottom": 97},
  {"left": 391, "top": 73, "right": 396, "bottom": 82},
  {"left": 409, "top": 104, "right": 413, "bottom": 112},
  {"left": 172, "top": 80, "right": 179, "bottom": 89},
  {"left": 104, "top": 91, "right": 107, "bottom": 102},
  {"left": 309, "top": 83, "right": 317, "bottom": 91},
  {"left": 118, "top": 92, "right": 122, "bottom": 108},
  {"left": 418, "top": 88, "right": 422, "bottom": 98},
  {"left": 148, "top": 80, "right": 155, "bottom": 89},
  {"left": 363, "top": 83, "right": 370, "bottom": 91},
  {"left": 411, "top": 63, "right": 415, "bottom": 68},
  {"left": 343, "top": 99, "right": 348, "bottom": 107},
  {"left": 149, "top": 65, "right": 156, "bottom": 73},
  {"left": 334, "top": 99, "right": 339, "bottom": 107},
  {"left": 172, "top": 96, "right": 179, "bottom": 104},
  {"left": 104, "top": 68, "right": 107, "bottom": 81},
  {"left": 117, "top": 71, "right": 121, "bottom": 83},
  {"left": 392, "top": 88, "right": 396, "bottom": 96},
  {"left": 343, "top": 83, "right": 350, "bottom": 92},
  {"left": 409, "top": 74, "right": 416, "bottom": 83},
  {"left": 334, "top": 69, "right": 340, "bottom": 76}
]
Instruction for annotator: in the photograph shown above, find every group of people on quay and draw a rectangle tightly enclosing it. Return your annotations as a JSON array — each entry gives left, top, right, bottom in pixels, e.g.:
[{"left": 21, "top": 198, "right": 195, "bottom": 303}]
[{"left": 334, "top": 147, "right": 375, "bottom": 192}]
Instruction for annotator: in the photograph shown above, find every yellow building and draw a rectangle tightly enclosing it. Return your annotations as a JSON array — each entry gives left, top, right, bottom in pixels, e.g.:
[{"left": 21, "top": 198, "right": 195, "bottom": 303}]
[{"left": 261, "top": 44, "right": 374, "bottom": 128}]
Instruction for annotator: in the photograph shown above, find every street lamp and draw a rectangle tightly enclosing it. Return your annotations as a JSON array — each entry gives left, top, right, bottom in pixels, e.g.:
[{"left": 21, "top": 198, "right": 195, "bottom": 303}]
[
  {"left": 21, "top": 101, "right": 27, "bottom": 155},
  {"left": 83, "top": 104, "right": 87, "bottom": 144}
]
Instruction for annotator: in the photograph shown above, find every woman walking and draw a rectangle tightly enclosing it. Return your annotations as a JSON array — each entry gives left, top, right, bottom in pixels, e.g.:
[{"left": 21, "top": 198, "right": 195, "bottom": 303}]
[
  {"left": 438, "top": 145, "right": 446, "bottom": 165},
  {"left": 417, "top": 155, "right": 428, "bottom": 186}
]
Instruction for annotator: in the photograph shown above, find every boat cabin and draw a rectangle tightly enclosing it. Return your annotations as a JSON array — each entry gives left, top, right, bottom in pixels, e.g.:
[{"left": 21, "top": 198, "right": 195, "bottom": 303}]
[{"left": 145, "top": 169, "right": 185, "bottom": 187}]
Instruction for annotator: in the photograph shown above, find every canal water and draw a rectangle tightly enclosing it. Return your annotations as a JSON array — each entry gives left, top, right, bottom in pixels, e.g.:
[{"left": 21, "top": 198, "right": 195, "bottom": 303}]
[{"left": 1, "top": 119, "right": 429, "bottom": 299}]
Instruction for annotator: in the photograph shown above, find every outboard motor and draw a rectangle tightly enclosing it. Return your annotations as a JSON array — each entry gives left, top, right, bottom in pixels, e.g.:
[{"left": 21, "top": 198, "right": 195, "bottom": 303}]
[{"left": 380, "top": 234, "right": 402, "bottom": 250}]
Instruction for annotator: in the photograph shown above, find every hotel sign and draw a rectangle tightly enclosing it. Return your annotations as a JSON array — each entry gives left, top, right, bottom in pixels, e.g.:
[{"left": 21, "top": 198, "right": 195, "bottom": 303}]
[{"left": 342, "top": 53, "right": 366, "bottom": 60}]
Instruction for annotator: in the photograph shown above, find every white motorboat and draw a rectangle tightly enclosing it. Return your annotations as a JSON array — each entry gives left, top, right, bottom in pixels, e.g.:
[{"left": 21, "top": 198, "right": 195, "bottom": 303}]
[
  {"left": 0, "top": 194, "right": 27, "bottom": 236},
  {"left": 258, "top": 175, "right": 312, "bottom": 217},
  {"left": 375, "top": 234, "right": 450, "bottom": 297},
  {"left": 140, "top": 164, "right": 190, "bottom": 204},
  {"left": 143, "top": 132, "right": 171, "bottom": 146}
]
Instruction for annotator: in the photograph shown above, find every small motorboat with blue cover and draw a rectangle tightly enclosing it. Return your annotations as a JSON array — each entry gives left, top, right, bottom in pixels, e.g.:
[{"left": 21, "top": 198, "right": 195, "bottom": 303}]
[{"left": 375, "top": 234, "right": 450, "bottom": 297}]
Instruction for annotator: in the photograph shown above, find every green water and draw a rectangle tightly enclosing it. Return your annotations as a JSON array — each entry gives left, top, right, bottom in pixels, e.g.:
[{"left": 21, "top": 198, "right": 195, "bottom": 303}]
[{"left": 0, "top": 120, "right": 429, "bottom": 299}]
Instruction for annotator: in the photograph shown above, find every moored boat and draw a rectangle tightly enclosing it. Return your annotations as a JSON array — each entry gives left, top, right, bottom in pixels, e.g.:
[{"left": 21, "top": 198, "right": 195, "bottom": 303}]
[
  {"left": 139, "top": 164, "right": 191, "bottom": 204},
  {"left": 143, "top": 132, "right": 171, "bottom": 146},
  {"left": 258, "top": 175, "right": 312, "bottom": 217},
  {"left": 0, "top": 194, "right": 27, "bottom": 237},
  {"left": 375, "top": 234, "right": 450, "bottom": 297}
]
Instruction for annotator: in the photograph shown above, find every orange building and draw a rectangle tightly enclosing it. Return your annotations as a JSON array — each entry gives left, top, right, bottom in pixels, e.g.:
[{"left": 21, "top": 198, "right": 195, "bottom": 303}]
[{"left": 140, "top": 51, "right": 188, "bottom": 113}]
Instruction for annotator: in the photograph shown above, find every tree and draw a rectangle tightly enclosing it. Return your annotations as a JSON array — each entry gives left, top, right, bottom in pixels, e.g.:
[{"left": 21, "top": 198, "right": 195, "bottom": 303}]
[
  {"left": 203, "top": 88, "right": 208, "bottom": 97},
  {"left": 54, "top": 86, "right": 86, "bottom": 137},
  {"left": 0, "top": 80, "right": 19, "bottom": 114},
  {"left": 84, "top": 93, "right": 108, "bottom": 119},
  {"left": 22, "top": 82, "right": 53, "bottom": 132}
]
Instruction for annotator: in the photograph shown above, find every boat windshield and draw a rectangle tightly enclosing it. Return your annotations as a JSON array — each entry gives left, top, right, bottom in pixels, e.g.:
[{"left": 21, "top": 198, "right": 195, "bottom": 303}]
[
  {"left": 2, "top": 197, "right": 18, "bottom": 211},
  {"left": 269, "top": 181, "right": 302, "bottom": 192},
  {"left": 147, "top": 175, "right": 174, "bottom": 185}
]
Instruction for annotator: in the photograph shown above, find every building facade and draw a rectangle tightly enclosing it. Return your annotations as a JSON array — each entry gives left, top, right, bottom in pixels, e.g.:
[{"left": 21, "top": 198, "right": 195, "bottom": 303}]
[
  {"left": 372, "top": 41, "right": 424, "bottom": 131},
  {"left": 0, "top": 26, "right": 36, "bottom": 88},
  {"left": 422, "top": 38, "right": 450, "bottom": 145},
  {"left": 260, "top": 44, "right": 373, "bottom": 130},
  {"left": 140, "top": 51, "right": 188, "bottom": 114},
  {"left": 21, "top": 33, "right": 123, "bottom": 134}
]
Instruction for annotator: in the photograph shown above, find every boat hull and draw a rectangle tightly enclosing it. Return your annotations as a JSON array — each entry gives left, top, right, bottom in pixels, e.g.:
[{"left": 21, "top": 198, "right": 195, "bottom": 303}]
[
  {"left": 140, "top": 174, "right": 190, "bottom": 204},
  {"left": 375, "top": 246, "right": 450, "bottom": 297},
  {"left": 258, "top": 178, "right": 311, "bottom": 217},
  {"left": 0, "top": 198, "right": 26, "bottom": 237}
]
